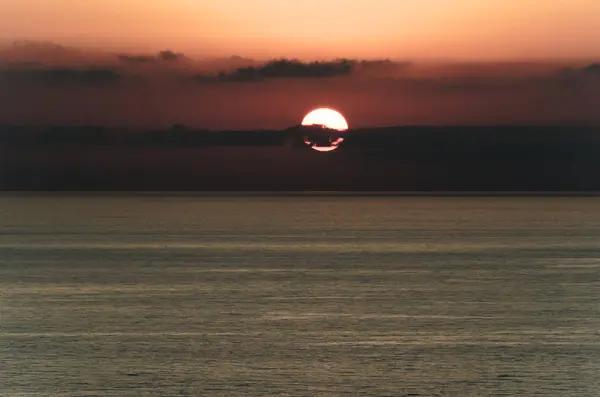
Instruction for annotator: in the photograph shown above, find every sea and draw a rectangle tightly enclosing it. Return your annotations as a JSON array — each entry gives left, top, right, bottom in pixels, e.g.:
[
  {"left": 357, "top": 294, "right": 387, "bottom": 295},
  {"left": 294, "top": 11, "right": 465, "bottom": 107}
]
[{"left": 0, "top": 194, "right": 599, "bottom": 396}]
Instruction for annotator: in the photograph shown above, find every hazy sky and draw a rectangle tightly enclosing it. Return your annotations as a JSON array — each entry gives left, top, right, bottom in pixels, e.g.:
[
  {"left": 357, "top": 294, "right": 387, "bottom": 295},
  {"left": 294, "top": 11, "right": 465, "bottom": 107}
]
[{"left": 1, "top": 0, "right": 599, "bottom": 59}]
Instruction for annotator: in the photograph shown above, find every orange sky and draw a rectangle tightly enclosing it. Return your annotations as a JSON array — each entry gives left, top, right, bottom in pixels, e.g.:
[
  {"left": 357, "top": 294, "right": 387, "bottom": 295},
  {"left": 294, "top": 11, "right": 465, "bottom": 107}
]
[{"left": 1, "top": 0, "right": 599, "bottom": 59}]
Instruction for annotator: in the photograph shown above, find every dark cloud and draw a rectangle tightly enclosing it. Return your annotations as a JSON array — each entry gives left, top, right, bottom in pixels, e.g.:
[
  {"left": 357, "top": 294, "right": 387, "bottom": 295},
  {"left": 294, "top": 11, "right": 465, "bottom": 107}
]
[
  {"left": 117, "top": 50, "right": 187, "bottom": 64},
  {"left": 192, "top": 58, "right": 412, "bottom": 82},
  {"left": 0, "top": 67, "right": 120, "bottom": 85},
  {"left": 158, "top": 50, "right": 185, "bottom": 61},
  {"left": 117, "top": 54, "right": 156, "bottom": 64},
  {"left": 0, "top": 40, "right": 88, "bottom": 66},
  {"left": 583, "top": 63, "right": 600, "bottom": 76},
  {"left": 559, "top": 63, "right": 600, "bottom": 77},
  {"left": 199, "top": 58, "right": 356, "bottom": 82}
]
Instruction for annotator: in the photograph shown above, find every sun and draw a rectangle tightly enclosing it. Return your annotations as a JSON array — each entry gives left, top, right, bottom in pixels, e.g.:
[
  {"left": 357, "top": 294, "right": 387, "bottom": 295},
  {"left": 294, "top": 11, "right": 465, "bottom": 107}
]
[{"left": 301, "top": 108, "right": 349, "bottom": 131}]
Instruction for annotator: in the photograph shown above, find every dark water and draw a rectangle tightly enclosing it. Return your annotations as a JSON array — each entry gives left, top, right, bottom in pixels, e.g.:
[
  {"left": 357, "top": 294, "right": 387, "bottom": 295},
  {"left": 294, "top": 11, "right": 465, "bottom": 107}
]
[{"left": 1, "top": 195, "right": 599, "bottom": 396}]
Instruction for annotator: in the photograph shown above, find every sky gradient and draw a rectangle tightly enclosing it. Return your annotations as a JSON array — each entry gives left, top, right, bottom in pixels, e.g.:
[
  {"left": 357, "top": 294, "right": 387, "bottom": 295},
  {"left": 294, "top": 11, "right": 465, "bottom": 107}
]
[{"left": 2, "top": 0, "right": 600, "bottom": 59}]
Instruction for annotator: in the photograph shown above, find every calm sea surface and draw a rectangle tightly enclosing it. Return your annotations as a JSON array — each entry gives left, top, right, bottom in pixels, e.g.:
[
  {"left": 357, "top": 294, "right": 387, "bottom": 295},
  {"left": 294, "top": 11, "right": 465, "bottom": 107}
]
[{"left": 0, "top": 195, "right": 599, "bottom": 396}]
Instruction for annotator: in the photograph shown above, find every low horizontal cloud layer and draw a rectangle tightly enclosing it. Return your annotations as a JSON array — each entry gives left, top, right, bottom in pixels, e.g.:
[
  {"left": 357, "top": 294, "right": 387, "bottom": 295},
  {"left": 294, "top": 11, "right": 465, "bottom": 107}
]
[
  {"left": 0, "top": 67, "right": 120, "bottom": 84},
  {"left": 195, "top": 59, "right": 412, "bottom": 82},
  {"left": 0, "top": 41, "right": 599, "bottom": 128},
  {"left": 212, "top": 58, "right": 354, "bottom": 81},
  {"left": 117, "top": 50, "right": 187, "bottom": 64},
  {"left": 561, "top": 63, "right": 600, "bottom": 77}
]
